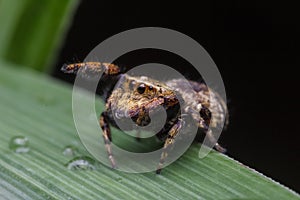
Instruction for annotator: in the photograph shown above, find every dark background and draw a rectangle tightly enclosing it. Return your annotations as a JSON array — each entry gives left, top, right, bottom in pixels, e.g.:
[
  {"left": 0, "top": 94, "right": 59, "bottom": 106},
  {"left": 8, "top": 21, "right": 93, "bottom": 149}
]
[{"left": 52, "top": 1, "right": 300, "bottom": 192}]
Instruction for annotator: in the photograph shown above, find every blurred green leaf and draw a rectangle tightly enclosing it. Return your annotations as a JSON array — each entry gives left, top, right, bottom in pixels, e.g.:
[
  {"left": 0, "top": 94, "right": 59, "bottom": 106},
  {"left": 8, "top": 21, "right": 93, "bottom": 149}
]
[
  {"left": 0, "top": 61, "right": 299, "bottom": 199},
  {"left": 0, "top": 0, "right": 79, "bottom": 71}
]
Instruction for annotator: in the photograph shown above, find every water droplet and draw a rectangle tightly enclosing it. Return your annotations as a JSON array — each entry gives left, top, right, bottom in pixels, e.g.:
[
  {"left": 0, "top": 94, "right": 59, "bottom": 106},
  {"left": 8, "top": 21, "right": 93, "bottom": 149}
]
[
  {"left": 65, "top": 156, "right": 96, "bottom": 170},
  {"left": 62, "top": 145, "right": 78, "bottom": 157},
  {"left": 9, "top": 136, "right": 30, "bottom": 153},
  {"left": 115, "top": 177, "right": 122, "bottom": 182}
]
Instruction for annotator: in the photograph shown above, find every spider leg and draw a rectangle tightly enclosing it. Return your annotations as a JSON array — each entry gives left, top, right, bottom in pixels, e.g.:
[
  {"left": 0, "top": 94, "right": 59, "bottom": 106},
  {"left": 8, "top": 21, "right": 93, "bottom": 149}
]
[
  {"left": 198, "top": 118, "right": 226, "bottom": 153},
  {"left": 135, "top": 129, "right": 141, "bottom": 141},
  {"left": 206, "top": 129, "right": 226, "bottom": 153},
  {"left": 99, "top": 111, "right": 116, "bottom": 168},
  {"left": 61, "top": 62, "right": 120, "bottom": 76},
  {"left": 156, "top": 119, "right": 182, "bottom": 174}
]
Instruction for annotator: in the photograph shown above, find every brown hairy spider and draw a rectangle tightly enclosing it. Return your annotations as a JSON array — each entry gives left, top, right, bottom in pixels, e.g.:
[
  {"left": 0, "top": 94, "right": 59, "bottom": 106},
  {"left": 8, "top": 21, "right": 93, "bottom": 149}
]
[{"left": 61, "top": 62, "right": 228, "bottom": 174}]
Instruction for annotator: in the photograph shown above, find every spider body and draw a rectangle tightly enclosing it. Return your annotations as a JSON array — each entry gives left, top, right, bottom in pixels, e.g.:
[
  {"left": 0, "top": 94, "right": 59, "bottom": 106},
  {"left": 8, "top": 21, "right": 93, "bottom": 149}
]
[{"left": 62, "top": 62, "right": 228, "bottom": 173}]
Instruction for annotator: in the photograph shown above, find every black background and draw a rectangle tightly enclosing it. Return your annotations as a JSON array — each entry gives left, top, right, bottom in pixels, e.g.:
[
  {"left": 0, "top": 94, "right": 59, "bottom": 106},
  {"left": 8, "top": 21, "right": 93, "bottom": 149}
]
[{"left": 53, "top": 1, "right": 300, "bottom": 192}]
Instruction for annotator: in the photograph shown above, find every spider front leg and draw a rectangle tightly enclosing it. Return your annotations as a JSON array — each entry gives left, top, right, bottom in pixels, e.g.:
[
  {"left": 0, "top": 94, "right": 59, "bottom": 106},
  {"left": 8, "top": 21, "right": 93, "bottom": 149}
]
[
  {"left": 156, "top": 119, "right": 183, "bottom": 174},
  {"left": 61, "top": 62, "right": 121, "bottom": 76},
  {"left": 99, "top": 111, "right": 116, "bottom": 169}
]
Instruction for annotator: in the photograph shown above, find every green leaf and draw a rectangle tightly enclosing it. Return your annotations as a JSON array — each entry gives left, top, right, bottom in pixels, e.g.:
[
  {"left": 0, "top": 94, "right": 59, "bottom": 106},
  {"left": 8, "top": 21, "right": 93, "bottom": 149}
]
[
  {"left": 0, "top": 61, "right": 299, "bottom": 200},
  {"left": 0, "top": 0, "right": 79, "bottom": 72}
]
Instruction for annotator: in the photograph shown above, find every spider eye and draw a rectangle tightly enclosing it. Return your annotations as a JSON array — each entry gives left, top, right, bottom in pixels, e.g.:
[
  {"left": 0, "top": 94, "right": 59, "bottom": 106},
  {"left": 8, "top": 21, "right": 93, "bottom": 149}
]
[
  {"left": 129, "top": 81, "right": 136, "bottom": 90},
  {"left": 137, "top": 84, "right": 146, "bottom": 94}
]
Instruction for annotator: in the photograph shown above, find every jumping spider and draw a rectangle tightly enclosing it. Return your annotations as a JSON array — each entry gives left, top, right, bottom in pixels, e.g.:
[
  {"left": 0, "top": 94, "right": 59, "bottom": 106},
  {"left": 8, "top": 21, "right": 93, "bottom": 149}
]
[{"left": 61, "top": 62, "right": 228, "bottom": 174}]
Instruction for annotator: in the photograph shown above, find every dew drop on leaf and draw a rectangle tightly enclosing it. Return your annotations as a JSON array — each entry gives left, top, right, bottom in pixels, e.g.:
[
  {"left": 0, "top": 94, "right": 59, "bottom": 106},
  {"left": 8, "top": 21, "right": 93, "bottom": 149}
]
[
  {"left": 9, "top": 136, "right": 30, "bottom": 153},
  {"left": 65, "top": 156, "right": 96, "bottom": 170},
  {"left": 62, "top": 145, "right": 78, "bottom": 157},
  {"left": 115, "top": 177, "right": 122, "bottom": 182}
]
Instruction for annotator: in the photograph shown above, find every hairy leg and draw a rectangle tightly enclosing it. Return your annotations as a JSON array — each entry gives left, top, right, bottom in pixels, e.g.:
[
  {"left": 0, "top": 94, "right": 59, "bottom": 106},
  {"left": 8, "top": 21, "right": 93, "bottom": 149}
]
[
  {"left": 198, "top": 118, "right": 226, "bottom": 153},
  {"left": 99, "top": 112, "right": 116, "bottom": 168},
  {"left": 156, "top": 120, "right": 182, "bottom": 174}
]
